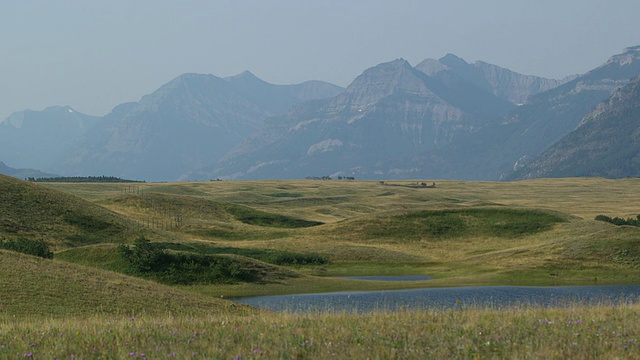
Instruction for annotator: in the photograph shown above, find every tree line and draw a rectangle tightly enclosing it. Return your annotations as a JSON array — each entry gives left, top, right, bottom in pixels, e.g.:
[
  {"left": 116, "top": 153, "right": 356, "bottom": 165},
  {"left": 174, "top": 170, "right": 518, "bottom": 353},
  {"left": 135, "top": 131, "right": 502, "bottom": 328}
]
[{"left": 27, "top": 176, "right": 144, "bottom": 183}]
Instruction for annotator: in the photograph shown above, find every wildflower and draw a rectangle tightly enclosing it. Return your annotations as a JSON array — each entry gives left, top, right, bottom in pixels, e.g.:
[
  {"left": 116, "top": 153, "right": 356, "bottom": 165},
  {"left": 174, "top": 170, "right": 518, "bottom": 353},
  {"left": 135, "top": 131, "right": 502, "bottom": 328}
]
[{"left": 23, "top": 352, "right": 33, "bottom": 358}]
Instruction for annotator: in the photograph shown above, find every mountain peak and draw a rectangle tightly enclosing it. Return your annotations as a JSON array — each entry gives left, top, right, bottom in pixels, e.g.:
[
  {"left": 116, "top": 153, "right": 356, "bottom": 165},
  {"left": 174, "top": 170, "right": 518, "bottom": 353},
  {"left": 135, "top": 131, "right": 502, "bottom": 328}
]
[
  {"left": 575, "top": 45, "right": 640, "bottom": 83},
  {"left": 360, "top": 58, "right": 413, "bottom": 74},
  {"left": 607, "top": 45, "right": 640, "bottom": 66},
  {"left": 623, "top": 45, "right": 640, "bottom": 54},
  {"left": 439, "top": 53, "right": 470, "bottom": 68},
  {"left": 229, "top": 70, "right": 257, "bottom": 79},
  {"left": 414, "top": 58, "right": 448, "bottom": 75},
  {"left": 43, "top": 105, "right": 76, "bottom": 114},
  {"left": 339, "top": 58, "right": 429, "bottom": 109},
  {"left": 139, "top": 73, "right": 227, "bottom": 106},
  {"left": 225, "top": 70, "right": 267, "bottom": 85}
]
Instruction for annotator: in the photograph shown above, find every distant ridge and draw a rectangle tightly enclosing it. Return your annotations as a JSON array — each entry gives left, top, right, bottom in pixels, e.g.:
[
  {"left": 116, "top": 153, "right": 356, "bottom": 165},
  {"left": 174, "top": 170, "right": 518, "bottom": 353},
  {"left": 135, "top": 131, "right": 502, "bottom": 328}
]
[
  {"left": 206, "top": 57, "right": 516, "bottom": 180},
  {"left": 426, "top": 46, "right": 640, "bottom": 180},
  {"left": 0, "top": 161, "right": 57, "bottom": 179},
  {"left": 3, "top": 47, "right": 640, "bottom": 181},
  {"left": 52, "top": 73, "right": 344, "bottom": 181},
  {"left": 415, "top": 54, "right": 570, "bottom": 104},
  {"left": 0, "top": 106, "right": 99, "bottom": 171},
  {"left": 509, "top": 75, "right": 640, "bottom": 179}
]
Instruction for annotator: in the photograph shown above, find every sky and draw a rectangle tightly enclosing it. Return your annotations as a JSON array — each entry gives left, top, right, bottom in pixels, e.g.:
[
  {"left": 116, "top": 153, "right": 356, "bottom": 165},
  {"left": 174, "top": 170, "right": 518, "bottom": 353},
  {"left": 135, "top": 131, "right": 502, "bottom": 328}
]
[{"left": 1, "top": 0, "right": 640, "bottom": 120}]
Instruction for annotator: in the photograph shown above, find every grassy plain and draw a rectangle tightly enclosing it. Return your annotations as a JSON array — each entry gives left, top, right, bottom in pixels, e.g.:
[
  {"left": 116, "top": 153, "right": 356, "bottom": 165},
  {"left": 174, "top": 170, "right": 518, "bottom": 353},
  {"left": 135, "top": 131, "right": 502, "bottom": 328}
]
[
  {"left": 41, "top": 177, "right": 640, "bottom": 295},
  {"left": 2, "top": 175, "right": 640, "bottom": 358}
]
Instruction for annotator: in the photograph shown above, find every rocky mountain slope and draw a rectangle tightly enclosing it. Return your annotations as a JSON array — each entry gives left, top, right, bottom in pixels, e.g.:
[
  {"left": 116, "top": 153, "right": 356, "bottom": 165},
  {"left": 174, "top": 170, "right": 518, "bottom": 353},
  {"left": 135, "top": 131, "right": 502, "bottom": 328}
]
[
  {"left": 0, "top": 106, "right": 99, "bottom": 170},
  {"left": 509, "top": 75, "right": 640, "bottom": 179},
  {"left": 415, "top": 54, "right": 570, "bottom": 105},
  {"left": 427, "top": 46, "right": 640, "bottom": 180},
  {"left": 205, "top": 47, "right": 640, "bottom": 181},
  {"left": 4, "top": 47, "right": 640, "bottom": 182},
  {"left": 52, "top": 73, "right": 343, "bottom": 181},
  {"left": 206, "top": 58, "right": 517, "bottom": 180}
]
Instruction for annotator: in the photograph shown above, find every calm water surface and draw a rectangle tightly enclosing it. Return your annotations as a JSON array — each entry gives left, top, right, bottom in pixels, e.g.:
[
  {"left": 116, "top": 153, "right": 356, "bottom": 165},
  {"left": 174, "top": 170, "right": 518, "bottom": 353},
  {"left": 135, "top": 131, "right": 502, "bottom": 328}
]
[
  {"left": 234, "top": 285, "right": 640, "bottom": 313},
  {"left": 339, "top": 275, "right": 432, "bottom": 281}
]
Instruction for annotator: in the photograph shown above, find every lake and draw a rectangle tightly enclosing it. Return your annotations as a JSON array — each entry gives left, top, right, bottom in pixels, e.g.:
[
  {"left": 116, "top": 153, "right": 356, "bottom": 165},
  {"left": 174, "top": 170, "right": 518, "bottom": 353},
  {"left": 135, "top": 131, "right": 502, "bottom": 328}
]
[
  {"left": 234, "top": 284, "right": 640, "bottom": 313},
  {"left": 338, "top": 275, "right": 432, "bottom": 281}
]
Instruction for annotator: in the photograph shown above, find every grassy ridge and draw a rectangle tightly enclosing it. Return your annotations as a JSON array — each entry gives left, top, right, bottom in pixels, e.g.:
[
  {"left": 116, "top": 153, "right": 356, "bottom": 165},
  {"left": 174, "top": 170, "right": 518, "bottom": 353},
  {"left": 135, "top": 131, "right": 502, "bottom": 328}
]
[
  {"left": 0, "top": 250, "right": 252, "bottom": 317},
  {"left": 54, "top": 244, "right": 301, "bottom": 285},
  {"left": 0, "top": 175, "right": 134, "bottom": 247},
  {"left": 98, "top": 192, "right": 322, "bottom": 240}
]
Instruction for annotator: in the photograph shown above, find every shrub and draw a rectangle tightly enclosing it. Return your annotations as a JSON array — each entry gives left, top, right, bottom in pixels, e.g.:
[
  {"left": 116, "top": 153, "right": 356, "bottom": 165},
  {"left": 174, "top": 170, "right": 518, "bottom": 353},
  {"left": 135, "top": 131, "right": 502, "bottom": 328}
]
[
  {"left": 265, "top": 252, "right": 329, "bottom": 266},
  {"left": 595, "top": 214, "right": 640, "bottom": 227},
  {"left": 118, "top": 236, "right": 256, "bottom": 284},
  {"left": 155, "top": 242, "right": 329, "bottom": 267},
  {"left": 0, "top": 237, "right": 53, "bottom": 259},
  {"left": 117, "top": 237, "right": 164, "bottom": 273}
]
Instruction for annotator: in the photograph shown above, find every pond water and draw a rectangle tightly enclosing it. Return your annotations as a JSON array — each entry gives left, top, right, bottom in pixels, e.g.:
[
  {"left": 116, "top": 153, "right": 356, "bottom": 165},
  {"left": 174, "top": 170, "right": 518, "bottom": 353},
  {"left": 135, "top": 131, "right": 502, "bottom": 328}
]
[
  {"left": 338, "top": 275, "right": 432, "bottom": 281},
  {"left": 234, "top": 285, "right": 640, "bottom": 313}
]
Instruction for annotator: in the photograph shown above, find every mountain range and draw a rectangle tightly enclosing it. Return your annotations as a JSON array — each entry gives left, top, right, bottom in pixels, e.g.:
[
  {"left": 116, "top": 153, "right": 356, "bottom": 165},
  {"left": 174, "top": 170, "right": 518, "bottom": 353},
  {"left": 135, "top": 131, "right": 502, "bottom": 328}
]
[
  {"left": 509, "top": 75, "right": 640, "bottom": 179},
  {"left": 0, "top": 161, "right": 56, "bottom": 179},
  {"left": 0, "top": 73, "right": 343, "bottom": 181},
  {"left": 2, "top": 46, "right": 640, "bottom": 181},
  {"left": 209, "top": 47, "right": 640, "bottom": 180}
]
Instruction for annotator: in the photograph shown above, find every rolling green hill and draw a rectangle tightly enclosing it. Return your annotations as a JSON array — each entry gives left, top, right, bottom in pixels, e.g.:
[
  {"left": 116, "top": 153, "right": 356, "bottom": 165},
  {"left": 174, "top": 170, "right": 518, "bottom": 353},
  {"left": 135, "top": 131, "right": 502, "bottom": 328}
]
[
  {"left": 0, "top": 175, "right": 137, "bottom": 248},
  {"left": 1, "top": 177, "right": 638, "bottom": 313},
  {"left": 0, "top": 249, "right": 252, "bottom": 318}
]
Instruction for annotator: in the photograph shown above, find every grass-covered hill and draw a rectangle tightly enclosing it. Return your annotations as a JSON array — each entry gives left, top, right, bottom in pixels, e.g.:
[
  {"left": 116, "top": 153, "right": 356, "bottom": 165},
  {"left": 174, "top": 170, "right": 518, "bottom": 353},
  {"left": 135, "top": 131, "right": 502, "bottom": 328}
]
[
  {"left": 41, "top": 178, "right": 640, "bottom": 294},
  {"left": 0, "top": 174, "right": 137, "bottom": 248},
  {"left": 0, "top": 249, "right": 252, "bottom": 318}
]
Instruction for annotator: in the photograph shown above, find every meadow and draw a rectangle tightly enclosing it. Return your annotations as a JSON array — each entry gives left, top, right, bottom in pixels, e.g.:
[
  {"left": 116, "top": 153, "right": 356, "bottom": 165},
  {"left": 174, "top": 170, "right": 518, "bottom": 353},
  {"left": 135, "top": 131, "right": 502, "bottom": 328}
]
[
  {"left": 1, "top": 175, "right": 639, "bottom": 358},
  {"left": 1, "top": 303, "right": 639, "bottom": 359}
]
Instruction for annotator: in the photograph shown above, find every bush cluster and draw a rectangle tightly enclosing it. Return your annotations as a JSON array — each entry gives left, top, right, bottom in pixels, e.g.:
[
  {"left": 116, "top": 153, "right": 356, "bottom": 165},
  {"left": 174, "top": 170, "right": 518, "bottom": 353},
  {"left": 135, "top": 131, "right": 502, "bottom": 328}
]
[
  {"left": 117, "top": 237, "right": 256, "bottom": 284},
  {"left": 0, "top": 237, "right": 53, "bottom": 259},
  {"left": 264, "top": 252, "right": 328, "bottom": 266},
  {"left": 595, "top": 214, "right": 640, "bottom": 227},
  {"left": 157, "top": 242, "right": 329, "bottom": 266}
]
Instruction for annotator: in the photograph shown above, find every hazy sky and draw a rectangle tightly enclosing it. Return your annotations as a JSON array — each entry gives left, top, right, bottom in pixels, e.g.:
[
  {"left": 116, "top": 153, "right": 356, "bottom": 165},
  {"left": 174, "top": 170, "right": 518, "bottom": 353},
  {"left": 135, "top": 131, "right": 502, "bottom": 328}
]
[{"left": 1, "top": 0, "right": 640, "bottom": 120}]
